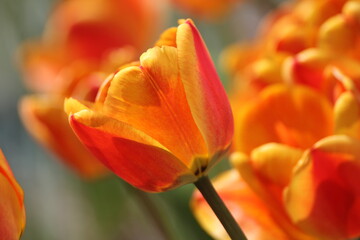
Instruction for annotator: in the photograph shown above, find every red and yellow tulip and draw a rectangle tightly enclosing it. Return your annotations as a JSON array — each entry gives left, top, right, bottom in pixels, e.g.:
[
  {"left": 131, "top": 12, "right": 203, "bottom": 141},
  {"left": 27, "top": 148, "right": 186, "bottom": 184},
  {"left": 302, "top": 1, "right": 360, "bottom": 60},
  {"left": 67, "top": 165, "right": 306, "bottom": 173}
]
[
  {"left": 19, "top": 0, "right": 161, "bottom": 178},
  {"left": 65, "top": 19, "right": 234, "bottom": 192},
  {"left": 0, "top": 150, "right": 25, "bottom": 240}
]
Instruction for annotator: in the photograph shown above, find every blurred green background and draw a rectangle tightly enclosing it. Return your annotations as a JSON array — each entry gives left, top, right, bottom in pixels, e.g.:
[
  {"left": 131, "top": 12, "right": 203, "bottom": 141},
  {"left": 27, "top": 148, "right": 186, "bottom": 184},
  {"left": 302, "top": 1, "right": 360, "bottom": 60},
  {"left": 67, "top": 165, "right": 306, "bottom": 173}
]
[{"left": 0, "top": 0, "right": 277, "bottom": 239}]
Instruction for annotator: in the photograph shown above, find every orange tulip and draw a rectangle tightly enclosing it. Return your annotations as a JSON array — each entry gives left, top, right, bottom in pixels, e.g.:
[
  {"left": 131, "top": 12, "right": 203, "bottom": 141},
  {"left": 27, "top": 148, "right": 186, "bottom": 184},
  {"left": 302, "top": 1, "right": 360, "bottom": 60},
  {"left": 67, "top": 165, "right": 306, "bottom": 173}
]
[
  {"left": 0, "top": 150, "right": 25, "bottom": 240},
  {"left": 19, "top": 0, "right": 161, "bottom": 178},
  {"left": 65, "top": 19, "right": 234, "bottom": 192}
]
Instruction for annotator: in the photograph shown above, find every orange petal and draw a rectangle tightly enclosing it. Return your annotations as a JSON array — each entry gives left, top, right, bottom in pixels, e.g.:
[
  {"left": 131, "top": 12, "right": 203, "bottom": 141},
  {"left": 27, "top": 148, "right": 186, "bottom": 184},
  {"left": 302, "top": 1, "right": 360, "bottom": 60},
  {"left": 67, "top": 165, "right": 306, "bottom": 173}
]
[
  {"left": 234, "top": 84, "right": 333, "bottom": 154},
  {"left": 191, "top": 169, "right": 291, "bottom": 240},
  {"left": 20, "top": 95, "right": 107, "bottom": 178},
  {"left": 0, "top": 150, "right": 25, "bottom": 240},
  {"left": 69, "top": 108, "right": 197, "bottom": 192},
  {"left": 99, "top": 46, "right": 208, "bottom": 168},
  {"left": 285, "top": 135, "right": 360, "bottom": 239},
  {"left": 176, "top": 19, "right": 234, "bottom": 156}
]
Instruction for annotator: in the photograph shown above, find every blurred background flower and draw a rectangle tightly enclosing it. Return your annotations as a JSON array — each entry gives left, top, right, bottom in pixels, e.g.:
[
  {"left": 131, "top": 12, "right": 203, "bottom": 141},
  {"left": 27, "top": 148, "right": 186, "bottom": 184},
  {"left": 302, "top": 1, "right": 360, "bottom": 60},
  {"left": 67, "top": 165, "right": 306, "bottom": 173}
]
[
  {"left": 192, "top": 0, "right": 360, "bottom": 239},
  {"left": 18, "top": 0, "right": 164, "bottom": 178}
]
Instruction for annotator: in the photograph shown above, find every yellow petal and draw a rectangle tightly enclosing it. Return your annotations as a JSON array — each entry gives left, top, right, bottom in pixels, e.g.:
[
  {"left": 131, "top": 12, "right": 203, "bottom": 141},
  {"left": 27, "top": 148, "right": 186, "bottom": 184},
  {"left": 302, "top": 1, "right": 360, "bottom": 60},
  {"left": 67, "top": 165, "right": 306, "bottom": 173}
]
[
  {"left": 251, "top": 143, "right": 303, "bottom": 187},
  {"left": 318, "top": 15, "right": 357, "bottom": 53},
  {"left": 334, "top": 91, "right": 360, "bottom": 139}
]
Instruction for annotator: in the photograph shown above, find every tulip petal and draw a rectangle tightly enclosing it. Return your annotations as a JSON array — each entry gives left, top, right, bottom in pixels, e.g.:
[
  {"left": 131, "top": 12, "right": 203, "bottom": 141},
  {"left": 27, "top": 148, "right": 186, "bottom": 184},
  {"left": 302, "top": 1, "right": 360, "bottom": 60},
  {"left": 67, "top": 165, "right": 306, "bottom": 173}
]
[
  {"left": 334, "top": 91, "right": 360, "bottom": 138},
  {"left": 155, "top": 27, "right": 177, "bottom": 47},
  {"left": 69, "top": 108, "right": 197, "bottom": 192},
  {"left": 99, "top": 46, "right": 208, "bottom": 167},
  {"left": 318, "top": 15, "right": 357, "bottom": 53},
  {"left": 250, "top": 143, "right": 303, "bottom": 187},
  {"left": 0, "top": 150, "right": 25, "bottom": 240},
  {"left": 192, "top": 170, "right": 291, "bottom": 240},
  {"left": 283, "top": 49, "right": 335, "bottom": 93},
  {"left": 234, "top": 84, "right": 333, "bottom": 154},
  {"left": 285, "top": 135, "right": 360, "bottom": 239},
  {"left": 177, "top": 19, "right": 233, "bottom": 155}
]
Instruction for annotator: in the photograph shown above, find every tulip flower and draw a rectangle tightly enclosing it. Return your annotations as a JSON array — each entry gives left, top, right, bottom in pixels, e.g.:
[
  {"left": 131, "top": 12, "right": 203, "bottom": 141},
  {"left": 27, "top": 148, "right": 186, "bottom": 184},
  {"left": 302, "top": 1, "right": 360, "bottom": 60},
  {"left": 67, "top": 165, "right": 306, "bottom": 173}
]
[
  {"left": 65, "top": 19, "right": 234, "bottom": 192},
  {"left": 19, "top": 0, "right": 161, "bottom": 178},
  {"left": 0, "top": 149, "right": 25, "bottom": 240}
]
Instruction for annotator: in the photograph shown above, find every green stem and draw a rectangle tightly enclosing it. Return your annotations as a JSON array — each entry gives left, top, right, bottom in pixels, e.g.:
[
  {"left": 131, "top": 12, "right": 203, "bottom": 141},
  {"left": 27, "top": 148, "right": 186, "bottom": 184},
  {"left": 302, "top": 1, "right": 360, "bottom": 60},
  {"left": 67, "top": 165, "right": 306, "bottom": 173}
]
[{"left": 194, "top": 176, "right": 248, "bottom": 240}]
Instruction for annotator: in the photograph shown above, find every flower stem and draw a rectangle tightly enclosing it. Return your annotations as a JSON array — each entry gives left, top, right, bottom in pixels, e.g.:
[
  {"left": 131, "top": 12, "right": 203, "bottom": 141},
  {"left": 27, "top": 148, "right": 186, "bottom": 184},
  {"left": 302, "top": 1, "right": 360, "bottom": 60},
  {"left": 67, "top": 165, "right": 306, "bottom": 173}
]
[{"left": 194, "top": 175, "right": 248, "bottom": 240}]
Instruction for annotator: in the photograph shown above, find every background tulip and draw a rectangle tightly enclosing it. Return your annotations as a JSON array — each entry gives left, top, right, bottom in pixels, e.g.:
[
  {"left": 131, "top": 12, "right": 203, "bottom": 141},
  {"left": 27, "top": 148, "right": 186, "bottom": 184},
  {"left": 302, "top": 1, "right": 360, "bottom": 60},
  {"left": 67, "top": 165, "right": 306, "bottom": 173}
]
[
  {"left": 65, "top": 19, "right": 234, "bottom": 192},
  {"left": 191, "top": 0, "right": 360, "bottom": 239},
  {"left": 19, "top": 0, "right": 162, "bottom": 178}
]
